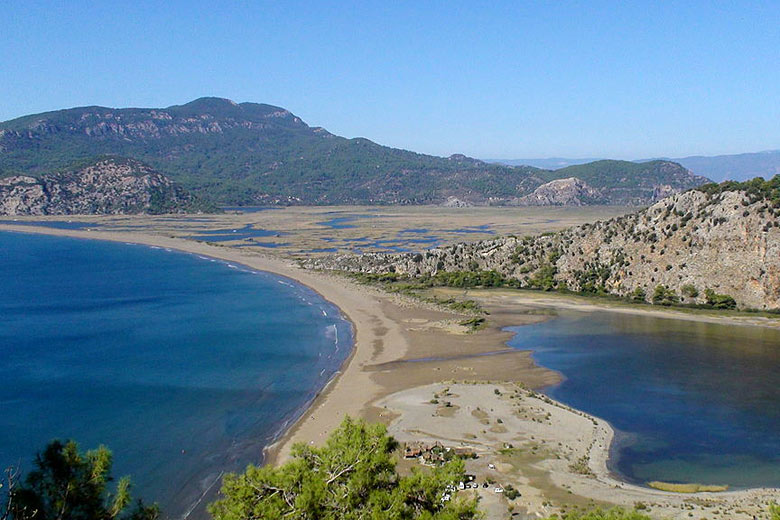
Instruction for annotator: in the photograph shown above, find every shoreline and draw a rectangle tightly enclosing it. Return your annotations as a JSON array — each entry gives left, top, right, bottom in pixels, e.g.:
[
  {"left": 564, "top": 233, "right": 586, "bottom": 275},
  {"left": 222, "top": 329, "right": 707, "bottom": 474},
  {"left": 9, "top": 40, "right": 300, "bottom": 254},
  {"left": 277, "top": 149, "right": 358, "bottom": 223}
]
[
  {"left": 435, "top": 287, "right": 780, "bottom": 330},
  {"left": 0, "top": 224, "right": 395, "bottom": 466},
  {"left": 2, "top": 223, "right": 777, "bottom": 519},
  {"left": 378, "top": 380, "right": 779, "bottom": 520}
]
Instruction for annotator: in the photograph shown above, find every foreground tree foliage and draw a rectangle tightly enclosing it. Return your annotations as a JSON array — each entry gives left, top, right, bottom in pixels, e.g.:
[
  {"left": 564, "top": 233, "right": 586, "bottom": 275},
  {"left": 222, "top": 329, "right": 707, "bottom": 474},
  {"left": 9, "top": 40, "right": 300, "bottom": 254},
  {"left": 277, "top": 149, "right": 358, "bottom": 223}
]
[
  {"left": 4, "top": 440, "right": 159, "bottom": 520},
  {"left": 208, "top": 417, "right": 479, "bottom": 520}
]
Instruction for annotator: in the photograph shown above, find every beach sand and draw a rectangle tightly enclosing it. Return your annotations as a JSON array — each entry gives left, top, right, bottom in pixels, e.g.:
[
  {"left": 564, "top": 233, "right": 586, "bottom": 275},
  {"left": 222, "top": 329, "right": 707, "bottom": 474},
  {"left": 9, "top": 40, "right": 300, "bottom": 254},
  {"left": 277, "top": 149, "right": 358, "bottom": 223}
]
[
  {"left": 0, "top": 224, "right": 554, "bottom": 460},
  {"left": 380, "top": 382, "right": 779, "bottom": 520},
  {"left": 2, "top": 222, "right": 777, "bottom": 520}
]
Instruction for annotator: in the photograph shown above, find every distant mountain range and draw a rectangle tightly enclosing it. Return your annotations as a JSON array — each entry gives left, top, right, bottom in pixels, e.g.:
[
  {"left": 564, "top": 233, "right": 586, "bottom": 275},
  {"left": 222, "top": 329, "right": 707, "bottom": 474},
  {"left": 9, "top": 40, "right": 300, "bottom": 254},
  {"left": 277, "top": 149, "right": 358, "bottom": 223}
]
[
  {"left": 486, "top": 158, "right": 602, "bottom": 169},
  {"left": 0, "top": 97, "right": 708, "bottom": 206},
  {"left": 489, "top": 150, "right": 780, "bottom": 183},
  {"left": 660, "top": 151, "right": 780, "bottom": 182}
]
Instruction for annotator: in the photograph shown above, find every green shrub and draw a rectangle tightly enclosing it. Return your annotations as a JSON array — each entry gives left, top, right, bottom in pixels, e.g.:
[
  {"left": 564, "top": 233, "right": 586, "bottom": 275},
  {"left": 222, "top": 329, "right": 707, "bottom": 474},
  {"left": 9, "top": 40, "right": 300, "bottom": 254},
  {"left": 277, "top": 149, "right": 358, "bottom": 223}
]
[
  {"left": 704, "top": 288, "right": 737, "bottom": 309},
  {"left": 630, "top": 287, "right": 647, "bottom": 302},
  {"left": 542, "top": 507, "right": 653, "bottom": 520},
  {"left": 529, "top": 264, "right": 557, "bottom": 291},
  {"left": 652, "top": 285, "right": 679, "bottom": 306},
  {"left": 433, "top": 270, "right": 508, "bottom": 288}
]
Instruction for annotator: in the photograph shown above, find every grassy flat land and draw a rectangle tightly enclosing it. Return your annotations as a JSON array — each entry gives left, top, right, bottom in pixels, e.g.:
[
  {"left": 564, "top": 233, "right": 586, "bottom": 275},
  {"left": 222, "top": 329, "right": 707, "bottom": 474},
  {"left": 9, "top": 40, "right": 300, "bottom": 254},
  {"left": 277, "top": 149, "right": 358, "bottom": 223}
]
[{"left": 2, "top": 205, "right": 634, "bottom": 257}]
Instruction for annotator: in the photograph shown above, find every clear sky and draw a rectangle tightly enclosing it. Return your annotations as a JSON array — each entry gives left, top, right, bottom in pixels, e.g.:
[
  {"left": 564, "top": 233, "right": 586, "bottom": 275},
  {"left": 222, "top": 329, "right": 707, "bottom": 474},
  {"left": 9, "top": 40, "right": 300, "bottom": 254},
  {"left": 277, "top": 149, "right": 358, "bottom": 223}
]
[{"left": 2, "top": 1, "right": 778, "bottom": 159}]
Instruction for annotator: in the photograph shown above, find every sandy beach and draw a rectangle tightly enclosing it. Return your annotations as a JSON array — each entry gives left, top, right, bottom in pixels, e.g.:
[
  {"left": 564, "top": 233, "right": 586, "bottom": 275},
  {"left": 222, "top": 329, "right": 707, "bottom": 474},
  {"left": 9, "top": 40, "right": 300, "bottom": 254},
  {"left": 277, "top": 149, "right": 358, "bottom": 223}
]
[
  {"left": 379, "top": 381, "right": 779, "bottom": 520},
  {"left": 2, "top": 222, "right": 777, "bottom": 520},
  {"left": 0, "top": 223, "right": 554, "bottom": 461}
]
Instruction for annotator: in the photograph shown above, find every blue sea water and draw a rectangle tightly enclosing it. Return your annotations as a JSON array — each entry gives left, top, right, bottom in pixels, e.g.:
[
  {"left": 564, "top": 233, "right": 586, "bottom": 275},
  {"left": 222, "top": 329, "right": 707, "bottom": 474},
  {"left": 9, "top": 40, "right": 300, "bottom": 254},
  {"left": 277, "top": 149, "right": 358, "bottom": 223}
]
[
  {"left": 0, "top": 232, "right": 352, "bottom": 517},
  {"left": 506, "top": 310, "right": 780, "bottom": 489}
]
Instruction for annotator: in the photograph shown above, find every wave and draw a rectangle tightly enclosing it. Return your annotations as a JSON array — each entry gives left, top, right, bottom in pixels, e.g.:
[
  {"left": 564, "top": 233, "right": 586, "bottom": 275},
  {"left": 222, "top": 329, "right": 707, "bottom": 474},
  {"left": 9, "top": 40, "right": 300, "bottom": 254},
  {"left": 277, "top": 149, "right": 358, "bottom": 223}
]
[{"left": 324, "top": 324, "right": 340, "bottom": 353}]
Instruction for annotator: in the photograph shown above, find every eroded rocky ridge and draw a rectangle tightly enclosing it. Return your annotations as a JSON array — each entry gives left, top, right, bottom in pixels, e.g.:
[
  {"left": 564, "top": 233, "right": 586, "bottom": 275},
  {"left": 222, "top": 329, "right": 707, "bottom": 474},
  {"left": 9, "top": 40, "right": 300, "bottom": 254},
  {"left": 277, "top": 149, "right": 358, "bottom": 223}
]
[
  {"left": 511, "top": 177, "right": 605, "bottom": 206},
  {"left": 307, "top": 179, "right": 780, "bottom": 310},
  {"left": 0, "top": 157, "right": 208, "bottom": 215}
]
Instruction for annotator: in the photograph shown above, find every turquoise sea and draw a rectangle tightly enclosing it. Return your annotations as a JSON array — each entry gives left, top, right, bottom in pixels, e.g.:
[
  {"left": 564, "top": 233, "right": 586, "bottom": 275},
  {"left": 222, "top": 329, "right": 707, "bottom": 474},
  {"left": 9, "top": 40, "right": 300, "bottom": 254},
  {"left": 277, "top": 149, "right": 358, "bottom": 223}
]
[
  {"left": 507, "top": 310, "right": 780, "bottom": 489},
  {"left": 0, "top": 232, "right": 352, "bottom": 518}
]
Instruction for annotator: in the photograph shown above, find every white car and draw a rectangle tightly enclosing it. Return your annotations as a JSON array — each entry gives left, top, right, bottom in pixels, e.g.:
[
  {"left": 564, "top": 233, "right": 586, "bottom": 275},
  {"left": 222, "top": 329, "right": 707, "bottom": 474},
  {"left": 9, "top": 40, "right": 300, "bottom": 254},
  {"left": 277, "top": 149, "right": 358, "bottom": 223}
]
[
  {"left": 488, "top": 463, "right": 496, "bottom": 470},
  {"left": 494, "top": 487, "right": 504, "bottom": 493}
]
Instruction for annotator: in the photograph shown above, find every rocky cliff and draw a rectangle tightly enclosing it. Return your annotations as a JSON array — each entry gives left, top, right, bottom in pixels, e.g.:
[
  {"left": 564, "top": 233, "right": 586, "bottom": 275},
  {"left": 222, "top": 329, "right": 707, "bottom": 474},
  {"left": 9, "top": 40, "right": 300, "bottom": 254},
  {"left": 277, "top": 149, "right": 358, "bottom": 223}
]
[
  {"left": 308, "top": 177, "right": 780, "bottom": 310},
  {"left": 0, "top": 157, "right": 209, "bottom": 215},
  {"left": 511, "top": 177, "right": 605, "bottom": 206}
]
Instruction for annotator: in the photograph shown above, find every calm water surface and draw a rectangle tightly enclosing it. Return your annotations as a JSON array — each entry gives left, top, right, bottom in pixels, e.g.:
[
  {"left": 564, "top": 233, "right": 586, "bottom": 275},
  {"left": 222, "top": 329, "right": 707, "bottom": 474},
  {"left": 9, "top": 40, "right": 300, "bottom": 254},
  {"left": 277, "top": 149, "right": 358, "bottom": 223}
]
[
  {"left": 0, "top": 232, "right": 352, "bottom": 517},
  {"left": 506, "top": 310, "right": 780, "bottom": 488}
]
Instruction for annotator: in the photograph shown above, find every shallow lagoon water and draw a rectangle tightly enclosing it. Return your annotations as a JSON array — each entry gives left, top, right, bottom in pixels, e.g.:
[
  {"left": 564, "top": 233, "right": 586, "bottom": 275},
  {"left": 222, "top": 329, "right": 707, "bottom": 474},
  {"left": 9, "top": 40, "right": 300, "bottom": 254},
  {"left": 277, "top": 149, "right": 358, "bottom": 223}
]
[
  {"left": 187, "top": 224, "right": 282, "bottom": 242},
  {"left": 0, "top": 232, "right": 352, "bottom": 517},
  {"left": 0, "top": 220, "right": 100, "bottom": 230},
  {"left": 506, "top": 310, "right": 780, "bottom": 489}
]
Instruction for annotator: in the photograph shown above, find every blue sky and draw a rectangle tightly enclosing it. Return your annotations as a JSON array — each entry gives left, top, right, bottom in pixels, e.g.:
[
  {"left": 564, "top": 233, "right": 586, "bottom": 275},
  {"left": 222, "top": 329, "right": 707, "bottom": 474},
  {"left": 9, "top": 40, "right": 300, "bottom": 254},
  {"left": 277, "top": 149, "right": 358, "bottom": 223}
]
[{"left": 2, "top": 1, "right": 778, "bottom": 159}]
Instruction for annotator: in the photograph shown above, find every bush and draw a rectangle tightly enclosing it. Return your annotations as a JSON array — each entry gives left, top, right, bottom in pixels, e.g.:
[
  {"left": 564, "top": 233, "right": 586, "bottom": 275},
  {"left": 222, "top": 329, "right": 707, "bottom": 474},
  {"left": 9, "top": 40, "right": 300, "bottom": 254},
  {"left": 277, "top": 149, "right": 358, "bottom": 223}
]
[
  {"left": 630, "top": 287, "right": 646, "bottom": 302},
  {"left": 503, "top": 484, "right": 520, "bottom": 500},
  {"left": 459, "top": 317, "right": 486, "bottom": 331},
  {"left": 704, "top": 288, "right": 737, "bottom": 309},
  {"left": 529, "top": 264, "right": 557, "bottom": 291},
  {"left": 432, "top": 270, "right": 508, "bottom": 288},
  {"left": 543, "top": 507, "right": 653, "bottom": 519},
  {"left": 681, "top": 284, "right": 699, "bottom": 298},
  {"left": 652, "top": 285, "right": 679, "bottom": 306}
]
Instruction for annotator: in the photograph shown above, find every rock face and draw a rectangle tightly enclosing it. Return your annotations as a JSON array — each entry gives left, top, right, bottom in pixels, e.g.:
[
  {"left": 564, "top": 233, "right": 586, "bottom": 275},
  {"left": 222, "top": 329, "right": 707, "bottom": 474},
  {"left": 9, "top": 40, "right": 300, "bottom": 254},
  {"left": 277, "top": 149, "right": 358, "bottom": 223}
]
[
  {"left": 550, "top": 159, "right": 710, "bottom": 206},
  {"left": 441, "top": 196, "right": 474, "bottom": 208},
  {"left": 308, "top": 178, "right": 780, "bottom": 310},
  {"left": 0, "top": 157, "right": 208, "bottom": 215},
  {"left": 511, "top": 177, "right": 604, "bottom": 206}
]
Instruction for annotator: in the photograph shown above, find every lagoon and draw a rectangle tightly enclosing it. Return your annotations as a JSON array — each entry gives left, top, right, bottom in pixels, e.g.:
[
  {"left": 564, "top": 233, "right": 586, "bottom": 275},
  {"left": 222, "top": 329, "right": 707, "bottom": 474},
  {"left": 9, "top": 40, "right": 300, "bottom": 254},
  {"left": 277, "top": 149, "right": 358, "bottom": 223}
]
[{"left": 506, "top": 310, "right": 780, "bottom": 489}]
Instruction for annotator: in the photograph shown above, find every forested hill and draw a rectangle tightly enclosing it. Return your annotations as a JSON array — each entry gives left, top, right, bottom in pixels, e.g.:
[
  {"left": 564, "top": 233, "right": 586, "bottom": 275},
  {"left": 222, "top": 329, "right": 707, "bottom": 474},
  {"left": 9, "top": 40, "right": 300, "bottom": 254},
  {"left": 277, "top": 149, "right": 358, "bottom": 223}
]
[
  {"left": 310, "top": 177, "right": 780, "bottom": 310},
  {"left": 0, "top": 97, "right": 708, "bottom": 205}
]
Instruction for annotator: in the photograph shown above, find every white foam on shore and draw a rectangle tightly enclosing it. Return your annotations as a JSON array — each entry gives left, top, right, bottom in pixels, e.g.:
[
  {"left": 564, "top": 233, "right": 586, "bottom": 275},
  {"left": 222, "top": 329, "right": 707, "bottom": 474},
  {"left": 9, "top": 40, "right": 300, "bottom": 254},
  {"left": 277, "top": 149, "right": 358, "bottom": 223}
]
[{"left": 324, "top": 323, "right": 340, "bottom": 354}]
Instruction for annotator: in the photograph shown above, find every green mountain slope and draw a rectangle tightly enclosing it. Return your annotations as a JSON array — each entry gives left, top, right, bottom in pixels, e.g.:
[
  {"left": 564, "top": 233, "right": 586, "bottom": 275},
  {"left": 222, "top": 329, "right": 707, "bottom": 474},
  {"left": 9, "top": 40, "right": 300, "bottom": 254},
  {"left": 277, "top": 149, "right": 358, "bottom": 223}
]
[
  {"left": 0, "top": 97, "right": 708, "bottom": 205},
  {"left": 545, "top": 160, "right": 710, "bottom": 204}
]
